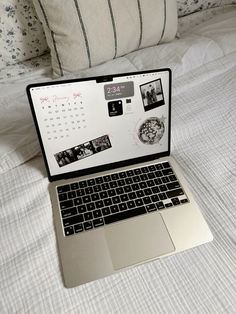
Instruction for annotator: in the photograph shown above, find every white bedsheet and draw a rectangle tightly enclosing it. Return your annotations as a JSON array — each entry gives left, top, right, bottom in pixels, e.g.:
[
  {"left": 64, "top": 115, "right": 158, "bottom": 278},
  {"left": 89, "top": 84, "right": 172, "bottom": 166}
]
[{"left": 0, "top": 11, "right": 236, "bottom": 313}]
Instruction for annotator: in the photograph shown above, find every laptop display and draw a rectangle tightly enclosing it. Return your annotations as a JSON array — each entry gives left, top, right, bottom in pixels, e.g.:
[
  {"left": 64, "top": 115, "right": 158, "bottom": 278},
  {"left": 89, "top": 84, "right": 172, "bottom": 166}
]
[{"left": 28, "top": 70, "right": 170, "bottom": 178}]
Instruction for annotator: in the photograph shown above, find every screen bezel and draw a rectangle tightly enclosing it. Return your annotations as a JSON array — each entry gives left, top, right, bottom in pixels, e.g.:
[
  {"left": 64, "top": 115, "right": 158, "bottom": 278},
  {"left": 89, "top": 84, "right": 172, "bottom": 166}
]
[{"left": 26, "top": 68, "right": 171, "bottom": 182}]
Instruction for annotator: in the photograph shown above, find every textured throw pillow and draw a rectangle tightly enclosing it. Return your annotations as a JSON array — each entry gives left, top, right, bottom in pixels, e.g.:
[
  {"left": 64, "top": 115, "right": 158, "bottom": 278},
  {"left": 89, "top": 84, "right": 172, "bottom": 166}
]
[
  {"left": 32, "top": 0, "right": 178, "bottom": 77},
  {"left": 177, "top": 0, "right": 236, "bottom": 17},
  {"left": 0, "top": 0, "right": 48, "bottom": 69}
]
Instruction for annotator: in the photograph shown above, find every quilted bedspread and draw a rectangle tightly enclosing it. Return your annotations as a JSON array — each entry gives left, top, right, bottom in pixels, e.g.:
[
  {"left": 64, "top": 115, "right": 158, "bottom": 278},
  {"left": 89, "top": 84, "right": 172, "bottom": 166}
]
[{"left": 0, "top": 10, "right": 236, "bottom": 313}]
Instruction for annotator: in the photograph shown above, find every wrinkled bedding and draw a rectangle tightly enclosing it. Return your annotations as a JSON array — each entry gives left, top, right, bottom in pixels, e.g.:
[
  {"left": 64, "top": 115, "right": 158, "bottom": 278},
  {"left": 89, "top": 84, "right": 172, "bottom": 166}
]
[{"left": 0, "top": 11, "right": 236, "bottom": 313}]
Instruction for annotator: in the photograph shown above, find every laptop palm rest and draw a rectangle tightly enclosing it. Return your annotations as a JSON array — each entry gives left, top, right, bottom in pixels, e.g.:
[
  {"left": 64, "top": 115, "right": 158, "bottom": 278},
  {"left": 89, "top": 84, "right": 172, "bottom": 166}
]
[{"left": 105, "top": 213, "right": 175, "bottom": 270}]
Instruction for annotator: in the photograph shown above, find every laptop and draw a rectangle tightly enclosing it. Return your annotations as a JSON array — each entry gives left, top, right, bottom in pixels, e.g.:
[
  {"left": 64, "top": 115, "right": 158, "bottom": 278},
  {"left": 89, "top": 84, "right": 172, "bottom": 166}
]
[{"left": 27, "top": 68, "right": 213, "bottom": 288}]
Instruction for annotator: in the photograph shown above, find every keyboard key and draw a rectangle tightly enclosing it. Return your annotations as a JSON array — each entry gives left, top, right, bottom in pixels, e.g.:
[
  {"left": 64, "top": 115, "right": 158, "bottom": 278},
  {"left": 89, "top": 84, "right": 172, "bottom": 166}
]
[
  {"left": 167, "top": 182, "right": 181, "bottom": 190},
  {"left": 88, "top": 178, "right": 95, "bottom": 186},
  {"left": 117, "top": 179, "right": 125, "bottom": 186},
  {"left": 124, "top": 186, "right": 132, "bottom": 193},
  {"left": 112, "top": 196, "right": 121, "bottom": 204},
  {"left": 95, "top": 177, "right": 103, "bottom": 184},
  {"left": 82, "top": 195, "right": 91, "bottom": 203},
  {"left": 144, "top": 188, "right": 152, "bottom": 196},
  {"left": 85, "top": 187, "right": 93, "bottom": 194},
  {"left": 154, "top": 171, "right": 162, "bottom": 177},
  {"left": 162, "top": 168, "right": 173, "bottom": 176},
  {"left": 181, "top": 199, "right": 189, "bottom": 204},
  {"left": 116, "top": 187, "right": 124, "bottom": 195},
  {"left": 119, "top": 172, "right": 127, "bottom": 178},
  {"left": 136, "top": 190, "right": 144, "bottom": 198},
  {"left": 84, "top": 212, "right": 93, "bottom": 221},
  {"left": 156, "top": 202, "right": 165, "bottom": 210},
  {"left": 127, "top": 200, "right": 136, "bottom": 209},
  {"left": 102, "top": 208, "right": 111, "bottom": 216},
  {"left": 141, "top": 167, "right": 148, "bottom": 173},
  {"left": 154, "top": 178, "right": 162, "bottom": 185},
  {"left": 74, "top": 223, "right": 83, "bottom": 233},
  {"left": 146, "top": 204, "right": 157, "bottom": 212},
  {"left": 93, "top": 209, "right": 102, "bottom": 218},
  {"left": 147, "top": 180, "right": 155, "bottom": 187},
  {"left": 95, "top": 200, "right": 104, "bottom": 208},
  {"left": 68, "top": 191, "right": 76, "bottom": 199},
  {"left": 161, "top": 176, "right": 170, "bottom": 183},
  {"left": 147, "top": 172, "right": 155, "bottom": 179},
  {"left": 70, "top": 182, "right": 79, "bottom": 190},
  {"left": 74, "top": 197, "right": 83, "bottom": 206},
  {"left": 163, "top": 162, "right": 170, "bottom": 168},
  {"left": 120, "top": 194, "right": 129, "bottom": 202},
  {"left": 148, "top": 165, "right": 156, "bottom": 172},
  {"left": 60, "top": 200, "right": 73, "bottom": 210},
  {"left": 104, "top": 198, "right": 112, "bottom": 206},
  {"left": 127, "top": 170, "right": 134, "bottom": 176},
  {"left": 135, "top": 199, "right": 144, "bottom": 207},
  {"left": 108, "top": 189, "right": 116, "bottom": 197},
  {"left": 76, "top": 189, "right": 85, "bottom": 197},
  {"left": 133, "top": 176, "right": 140, "bottom": 183},
  {"left": 63, "top": 214, "right": 84, "bottom": 227},
  {"left": 159, "top": 193, "right": 167, "bottom": 200},
  {"left": 77, "top": 205, "right": 86, "bottom": 214},
  {"left": 171, "top": 198, "right": 180, "bottom": 205},
  {"left": 94, "top": 185, "right": 102, "bottom": 192},
  {"left": 100, "top": 191, "right": 108, "bottom": 199},
  {"left": 140, "top": 174, "right": 148, "bottom": 181},
  {"left": 131, "top": 184, "right": 139, "bottom": 191},
  {"left": 104, "top": 206, "right": 146, "bottom": 224},
  {"left": 143, "top": 196, "right": 152, "bottom": 204},
  {"left": 119, "top": 203, "right": 128, "bottom": 211},
  {"left": 93, "top": 218, "right": 104, "bottom": 228},
  {"left": 59, "top": 193, "right": 67, "bottom": 202},
  {"left": 101, "top": 183, "right": 109, "bottom": 190},
  {"left": 155, "top": 164, "right": 163, "bottom": 170},
  {"left": 128, "top": 192, "right": 136, "bottom": 200},
  {"left": 57, "top": 185, "right": 70, "bottom": 193},
  {"left": 110, "top": 205, "right": 119, "bottom": 213},
  {"left": 125, "top": 177, "right": 133, "bottom": 185},
  {"left": 165, "top": 203, "right": 173, "bottom": 208},
  {"left": 169, "top": 175, "right": 177, "bottom": 182},
  {"left": 151, "top": 186, "right": 160, "bottom": 194},
  {"left": 84, "top": 221, "right": 93, "bottom": 230},
  {"left": 159, "top": 185, "right": 167, "bottom": 192},
  {"left": 111, "top": 173, "right": 119, "bottom": 180},
  {"left": 103, "top": 175, "right": 111, "bottom": 182},
  {"left": 91, "top": 193, "right": 100, "bottom": 201},
  {"left": 151, "top": 194, "right": 159, "bottom": 202},
  {"left": 86, "top": 203, "right": 95, "bottom": 211},
  {"left": 79, "top": 181, "right": 87, "bottom": 188},
  {"left": 134, "top": 168, "right": 142, "bottom": 175},
  {"left": 64, "top": 226, "right": 74, "bottom": 236},
  {"left": 61, "top": 207, "right": 77, "bottom": 218},
  {"left": 110, "top": 181, "right": 118, "bottom": 188},
  {"left": 139, "top": 182, "right": 147, "bottom": 189},
  {"left": 166, "top": 189, "right": 184, "bottom": 198}
]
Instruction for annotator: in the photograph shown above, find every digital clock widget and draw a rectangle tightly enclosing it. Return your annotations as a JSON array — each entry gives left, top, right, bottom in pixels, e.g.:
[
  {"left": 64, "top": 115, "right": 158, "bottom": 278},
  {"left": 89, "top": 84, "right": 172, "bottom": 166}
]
[
  {"left": 108, "top": 100, "right": 123, "bottom": 117},
  {"left": 104, "top": 81, "right": 134, "bottom": 100}
]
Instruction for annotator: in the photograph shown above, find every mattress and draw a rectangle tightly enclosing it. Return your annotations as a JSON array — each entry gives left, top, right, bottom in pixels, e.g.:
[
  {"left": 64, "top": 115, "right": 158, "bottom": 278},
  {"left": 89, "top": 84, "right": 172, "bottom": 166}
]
[{"left": 0, "top": 10, "right": 236, "bottom": 313}]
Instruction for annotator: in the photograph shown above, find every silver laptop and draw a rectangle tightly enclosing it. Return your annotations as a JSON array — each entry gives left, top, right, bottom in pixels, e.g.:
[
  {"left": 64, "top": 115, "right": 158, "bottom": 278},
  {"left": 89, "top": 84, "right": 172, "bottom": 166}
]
[{"left": 27, "top": 69, "right": 213, "bottom": 288}]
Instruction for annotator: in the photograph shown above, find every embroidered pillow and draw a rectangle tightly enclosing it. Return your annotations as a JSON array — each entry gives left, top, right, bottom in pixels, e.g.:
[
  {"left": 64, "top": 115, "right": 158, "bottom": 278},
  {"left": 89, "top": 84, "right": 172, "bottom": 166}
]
[
  {"left": 32, "top": 0, "right": 178, "bottom": 77},
  {"left": 0, "top": 0, "right": 48, "bottom": 69}
]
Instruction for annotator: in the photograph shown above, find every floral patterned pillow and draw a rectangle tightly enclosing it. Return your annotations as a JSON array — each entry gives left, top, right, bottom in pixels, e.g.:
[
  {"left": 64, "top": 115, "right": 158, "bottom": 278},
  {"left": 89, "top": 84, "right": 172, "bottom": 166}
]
[
  {"left": 177, "top": 0, "right": 236, "bottom": 17},
  {"left": 0, "top": 0, "right": 48, "bottom": 69}
]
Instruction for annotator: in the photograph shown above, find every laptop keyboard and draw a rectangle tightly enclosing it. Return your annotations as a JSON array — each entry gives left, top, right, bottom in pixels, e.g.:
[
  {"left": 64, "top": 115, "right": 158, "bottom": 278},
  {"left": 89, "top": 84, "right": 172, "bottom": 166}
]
[{"left": 57, "top": 161, "right": 189, "bottom": 236}]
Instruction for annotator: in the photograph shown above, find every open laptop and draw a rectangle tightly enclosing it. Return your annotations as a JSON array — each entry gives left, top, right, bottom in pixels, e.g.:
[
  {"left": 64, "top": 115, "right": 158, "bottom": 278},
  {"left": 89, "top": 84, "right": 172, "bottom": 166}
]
[{"left": 27, "top": 68, "right": 213, "bottom": 288}]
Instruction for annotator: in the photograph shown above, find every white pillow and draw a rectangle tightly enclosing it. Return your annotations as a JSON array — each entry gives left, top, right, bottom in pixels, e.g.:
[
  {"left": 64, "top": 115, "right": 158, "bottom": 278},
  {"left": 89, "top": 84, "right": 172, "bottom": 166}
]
[
  {"left": 0, "top": 0, "right": 48, "bottom": 69},
  {"left": 32, "top": 0, "right": 178, "bottom": 77}
]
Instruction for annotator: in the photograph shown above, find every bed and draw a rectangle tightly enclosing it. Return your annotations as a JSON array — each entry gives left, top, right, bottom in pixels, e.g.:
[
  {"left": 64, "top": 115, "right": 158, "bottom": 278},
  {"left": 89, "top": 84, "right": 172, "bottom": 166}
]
[{"left": 0, "top": 1, "right": 236, "bottom": 313}]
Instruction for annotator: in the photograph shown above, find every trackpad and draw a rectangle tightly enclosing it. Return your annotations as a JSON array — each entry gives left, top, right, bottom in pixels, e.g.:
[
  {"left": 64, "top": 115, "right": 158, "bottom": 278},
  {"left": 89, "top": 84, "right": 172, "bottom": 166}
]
[{"left": 105, "top": 213, "right": 175, "bottom": 270}]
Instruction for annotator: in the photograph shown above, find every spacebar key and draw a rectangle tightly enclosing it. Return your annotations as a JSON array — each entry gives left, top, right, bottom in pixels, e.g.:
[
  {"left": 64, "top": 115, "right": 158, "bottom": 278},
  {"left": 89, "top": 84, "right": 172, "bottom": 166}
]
[{"left": 104, "top": 206, "right": 146, "bottom": 224}]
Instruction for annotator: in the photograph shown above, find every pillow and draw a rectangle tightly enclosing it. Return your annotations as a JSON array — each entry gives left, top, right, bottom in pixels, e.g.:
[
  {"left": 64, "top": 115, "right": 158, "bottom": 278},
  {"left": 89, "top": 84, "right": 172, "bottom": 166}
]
[
  {"left": 177, "top": 0, "right": 236, "bottom": 17},
  {"left": 32, "top": 0, "right": 178, "bottom": 77},
  {"left": 0, "top": 0, "right": 48, "bottom": 69}
]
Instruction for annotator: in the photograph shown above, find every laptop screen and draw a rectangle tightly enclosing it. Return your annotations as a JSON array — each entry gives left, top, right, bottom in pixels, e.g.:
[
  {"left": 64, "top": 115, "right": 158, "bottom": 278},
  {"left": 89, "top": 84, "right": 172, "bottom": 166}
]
[{"left": 28, "top": 69, "right": 170, "bottom": 179}]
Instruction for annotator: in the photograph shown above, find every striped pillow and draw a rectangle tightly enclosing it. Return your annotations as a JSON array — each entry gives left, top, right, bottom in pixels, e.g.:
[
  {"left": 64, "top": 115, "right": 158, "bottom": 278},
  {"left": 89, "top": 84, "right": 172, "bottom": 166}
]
[{"left": 32, "top": 0, "right": 178, "bottom": 77}]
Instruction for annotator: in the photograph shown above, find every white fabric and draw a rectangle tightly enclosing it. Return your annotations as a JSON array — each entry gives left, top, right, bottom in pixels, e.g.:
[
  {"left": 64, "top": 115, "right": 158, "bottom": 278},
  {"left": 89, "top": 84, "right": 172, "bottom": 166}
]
[
  {"left": 32, "top": 0, "right": 177, "bottom": 77},
  {"left": 0, "top": 10, "right": 236, "bottom": 313}
]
